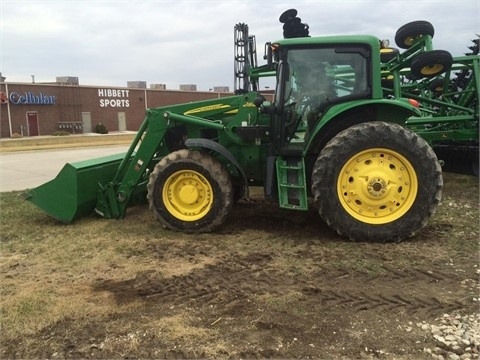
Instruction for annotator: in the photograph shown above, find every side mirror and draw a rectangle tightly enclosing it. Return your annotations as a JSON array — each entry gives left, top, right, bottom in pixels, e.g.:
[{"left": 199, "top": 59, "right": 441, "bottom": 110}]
[{"left": 264, "top": 42, "right": 273, "bottom": 69}]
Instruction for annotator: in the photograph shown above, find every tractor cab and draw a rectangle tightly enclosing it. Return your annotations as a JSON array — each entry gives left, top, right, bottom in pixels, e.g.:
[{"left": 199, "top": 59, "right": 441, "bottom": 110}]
[
  {"left": 271, "top": 40, "right": 373, "bottom": 148},
  {"left": 237, "top": 9, "right": 382, "bottom": 156}
]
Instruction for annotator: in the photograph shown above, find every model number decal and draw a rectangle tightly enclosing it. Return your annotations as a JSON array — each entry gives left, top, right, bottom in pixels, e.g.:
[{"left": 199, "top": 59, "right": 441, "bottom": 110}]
[{"left": 184, "top": 104, "right": 231, "bottom": 115}]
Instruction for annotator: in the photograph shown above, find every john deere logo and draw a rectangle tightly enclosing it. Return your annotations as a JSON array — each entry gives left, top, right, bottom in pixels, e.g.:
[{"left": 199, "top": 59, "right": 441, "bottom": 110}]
[{"left": 0, "top": 91, "right": 8, "bottom": 104}]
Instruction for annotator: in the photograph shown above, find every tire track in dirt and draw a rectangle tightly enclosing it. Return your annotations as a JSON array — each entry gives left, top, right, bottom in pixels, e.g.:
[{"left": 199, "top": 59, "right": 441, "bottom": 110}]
[
  {"left": 303, "top": 265, "right": 469, "bottom": 316},
  {"left": 94, "top": 252, "right": 470, "bottom": 317},
  {"left": 379, "top": 265, "right": 464, "bottom": 282},
  {"left": 301, "top": 287, "right": 464, "bottom": 315},
  {"left": 136, "top": 253, "right": 283, "bottom": 306}
]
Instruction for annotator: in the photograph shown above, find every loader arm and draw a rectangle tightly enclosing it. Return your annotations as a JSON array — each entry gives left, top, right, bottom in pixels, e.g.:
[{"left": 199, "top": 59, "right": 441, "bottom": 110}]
[
  {"left": 94, "top": 108, "right": 172, "bottom": 219},
  {"left": 94, "top": 108, "right": 228, "bottom": 219}
]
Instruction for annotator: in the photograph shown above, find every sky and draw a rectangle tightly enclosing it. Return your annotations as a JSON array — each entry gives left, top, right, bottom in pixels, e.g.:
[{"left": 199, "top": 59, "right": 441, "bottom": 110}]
[{"left": 1, "top": 0, "right": 479, "bottom": 91}]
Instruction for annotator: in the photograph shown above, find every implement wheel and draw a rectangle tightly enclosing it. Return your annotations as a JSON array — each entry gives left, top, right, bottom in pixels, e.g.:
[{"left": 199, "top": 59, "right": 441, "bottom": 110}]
[
  {"left": 311, "top": 122, "right": 443, "bottom": 242},
  {"left": 147, "top": 149, "right": 233, "bottom": 233},
  {"left": 410, "top": 50, "right": 453, "bottom": 78},
  {"left": 395, "top": 20, "right": 434, "bottom": 49},
  {"left": 380, "top": 47, "right": 399, "bottom": 62}
]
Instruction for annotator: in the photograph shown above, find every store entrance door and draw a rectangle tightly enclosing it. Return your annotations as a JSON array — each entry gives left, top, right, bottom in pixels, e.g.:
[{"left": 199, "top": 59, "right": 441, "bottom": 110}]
[
  {"left": 118, "top": 112, "right": 126, "bottom": 131},
  {"left": 82, "top": 112, "right": 92, "bottom": 133},
  {"left": 26, "top": 112, "right": 39, "bottom": 136}
]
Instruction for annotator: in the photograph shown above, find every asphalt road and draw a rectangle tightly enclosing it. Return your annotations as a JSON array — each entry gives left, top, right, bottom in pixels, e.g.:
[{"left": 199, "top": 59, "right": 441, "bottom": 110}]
[{"left": 0, "top": 145, "right": 129, "bottom": 192}]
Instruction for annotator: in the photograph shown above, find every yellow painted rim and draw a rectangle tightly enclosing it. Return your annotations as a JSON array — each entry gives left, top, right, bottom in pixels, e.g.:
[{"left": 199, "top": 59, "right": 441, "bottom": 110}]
[
  {"left": 337, "top": 148, "right": 418, "bottom": 225},
  {"left": 380, "top": 48, "right": 394, "bottom": 54},
  {"left": 404, "top": 35, "right": 422, "bottom": 46},
  {"left": 162, "top": 170, "right": 213, "bottom": 221},
  {"left": 421, "top": 64, "right": 444, "bottom": 76}
]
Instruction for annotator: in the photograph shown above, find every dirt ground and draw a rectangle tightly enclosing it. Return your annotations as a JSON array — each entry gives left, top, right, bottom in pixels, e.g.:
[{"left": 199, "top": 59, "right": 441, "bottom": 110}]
[{"left": 1, "top": 172, "right": 478, "bottom": 359}]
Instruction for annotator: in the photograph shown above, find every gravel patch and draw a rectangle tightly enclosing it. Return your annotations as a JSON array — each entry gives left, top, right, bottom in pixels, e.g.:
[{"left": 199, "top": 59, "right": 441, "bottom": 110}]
[{"left": 417, "top": 312, "right": 479, "bottom": 360}]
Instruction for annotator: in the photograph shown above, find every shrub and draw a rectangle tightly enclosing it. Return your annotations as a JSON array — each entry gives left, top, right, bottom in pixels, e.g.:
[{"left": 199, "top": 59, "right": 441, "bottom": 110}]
[{"left": 94, "top": 123, "right": 108, "bottom": 134}]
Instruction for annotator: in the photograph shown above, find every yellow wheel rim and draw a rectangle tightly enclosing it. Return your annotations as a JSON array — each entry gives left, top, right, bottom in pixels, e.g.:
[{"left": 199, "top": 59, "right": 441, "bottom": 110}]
[
  {"left": 337, "top": 148, "right": 418, "bottom": 225},
  {"left": 421, "top": 64, "right": 444, "bottom": 76},
  {"left": 162, "top": 170, "right": 213, "bottom": 221},
  {"left": 404, "top": 35, "right": 422, "bottom": 47}
]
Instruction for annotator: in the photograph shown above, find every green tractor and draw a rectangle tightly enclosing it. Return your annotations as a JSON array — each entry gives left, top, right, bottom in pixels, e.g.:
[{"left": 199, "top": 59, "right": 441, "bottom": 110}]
[
  {"left": 26, "top": 9, "right": 447, "bottom": 242},
  {"left": 380, "top": 22, "right": 479, "bottom": 176}
]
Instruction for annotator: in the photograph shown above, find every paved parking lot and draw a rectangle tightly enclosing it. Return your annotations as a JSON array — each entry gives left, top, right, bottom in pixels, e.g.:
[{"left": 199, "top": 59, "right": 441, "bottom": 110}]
[{"left": 0, "top": 145, "right": 129, "bottom": 192}]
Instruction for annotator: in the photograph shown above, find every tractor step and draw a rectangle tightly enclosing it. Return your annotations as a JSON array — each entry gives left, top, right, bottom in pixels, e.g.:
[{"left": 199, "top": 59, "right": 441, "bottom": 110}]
[{"left": 276, "top": 157, "right": 308, "bottom": 210}]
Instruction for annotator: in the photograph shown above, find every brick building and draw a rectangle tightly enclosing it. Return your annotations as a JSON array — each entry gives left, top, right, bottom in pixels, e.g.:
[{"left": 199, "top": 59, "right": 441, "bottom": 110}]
[{"left": 0, "top": 80, "right": 232, "bottom": 139}]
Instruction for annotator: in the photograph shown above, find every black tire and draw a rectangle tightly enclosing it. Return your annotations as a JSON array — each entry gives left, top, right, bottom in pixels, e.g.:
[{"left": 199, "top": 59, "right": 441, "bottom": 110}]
[
  {"left": 232, "top": 184, "right": 245, "bottom": 204},
  {"left": 473, "top": 154, "right": 479, "bottom": 177},
  {"left": 311, "top": 122, "right": 443, "bottom": 243},
  {"left": 380, "top": 47, "right": 399, "bottom": 62},
  {"left": 405, "top": 73, "right": 423, "bottom": 81},
  {"left": 381, "top": 75, "right": 394, "bottom": 89},
  {"left": 147, "top": 149, "right": 233, "bottom": 233},
  {"left": 395, "top": 20, "right": 434, "bottom": 49},
  {"left": 410, "top": 50, "right": 453, "bottom": 78},
  {"left": 428, "top": 77, "right": 445, "bottom": 95}
]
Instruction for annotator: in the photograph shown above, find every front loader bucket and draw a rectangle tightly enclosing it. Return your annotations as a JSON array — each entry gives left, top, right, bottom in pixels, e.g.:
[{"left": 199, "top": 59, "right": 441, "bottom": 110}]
[{"left": 24, "top": 153, "right": 127, "bottom": 223}]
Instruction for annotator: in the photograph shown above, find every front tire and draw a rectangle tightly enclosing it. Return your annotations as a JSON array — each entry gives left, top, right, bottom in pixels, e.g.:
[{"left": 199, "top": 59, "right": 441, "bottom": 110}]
[
  {"left": 311, "top": 122, "right": 443, "bottom": 242},
  {"left": 147, "top": 149, "right": 233, "bottom": 233}
]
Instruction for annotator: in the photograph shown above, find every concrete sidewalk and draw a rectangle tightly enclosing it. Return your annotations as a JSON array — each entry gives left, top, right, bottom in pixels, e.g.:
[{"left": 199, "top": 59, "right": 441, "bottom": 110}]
[
  {"left": 0, "top": 132, "right": 137, "bottom": 192},
  {"left": 0, "top": 131, "right": 136, "bottom": 153},
  {"left": 0, "top": 145, "right": 130, "bottom": 192}
]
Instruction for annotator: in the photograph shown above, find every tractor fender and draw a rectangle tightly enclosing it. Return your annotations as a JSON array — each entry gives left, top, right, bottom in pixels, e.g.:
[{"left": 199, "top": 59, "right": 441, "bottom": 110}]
[
  {"left": 320, "top": 98, "right": 422, "bottom": 127},
  {"left": 306, "top": 98, "right": 422, "bottom": 154},
  {"left": 184, "top": 138, "right": 249, "bottom": 198}
]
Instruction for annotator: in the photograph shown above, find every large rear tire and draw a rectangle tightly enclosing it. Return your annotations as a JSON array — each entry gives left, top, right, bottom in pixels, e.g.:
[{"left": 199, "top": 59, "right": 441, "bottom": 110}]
[
  {"left": 147, "top": 149, "right": 233, "bottom": 233},
  {"left": 311, "top": 122, "right": 443, "bottom": 242}
]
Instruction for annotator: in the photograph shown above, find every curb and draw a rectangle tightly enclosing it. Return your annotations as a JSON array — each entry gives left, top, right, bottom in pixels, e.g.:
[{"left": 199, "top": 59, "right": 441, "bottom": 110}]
[{"left": 0, "top": 132, "right": 136, "bottom": 153}]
